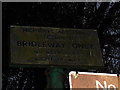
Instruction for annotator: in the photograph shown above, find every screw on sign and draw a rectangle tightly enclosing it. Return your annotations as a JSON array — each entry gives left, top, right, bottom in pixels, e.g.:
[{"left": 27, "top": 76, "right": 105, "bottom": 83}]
[{"left": 69, "top": 71, "right": 119, "bottom": 90}]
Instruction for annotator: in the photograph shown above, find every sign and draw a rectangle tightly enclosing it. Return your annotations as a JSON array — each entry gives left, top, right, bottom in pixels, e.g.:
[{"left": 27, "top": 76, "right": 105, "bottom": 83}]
[
  {"left": 10, "top": 26, "right": 103, "bottom": 68},
  {"left": 69, "top": 71, "right": 119, "bottom": 89}
]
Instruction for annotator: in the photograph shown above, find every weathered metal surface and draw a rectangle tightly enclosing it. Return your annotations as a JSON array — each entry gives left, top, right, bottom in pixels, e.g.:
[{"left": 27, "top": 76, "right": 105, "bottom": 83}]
[
  {"left": 69, "top": 71, "right": 119, "bottom": 89},
  {"left": 10, "top": 26, "right": 103, "bottom": 68}
]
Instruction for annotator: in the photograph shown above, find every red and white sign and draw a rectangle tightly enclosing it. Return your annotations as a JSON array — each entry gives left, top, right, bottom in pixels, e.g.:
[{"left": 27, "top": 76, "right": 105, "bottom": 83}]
[{"left": 69, "top": 71, "right": 119, "bottom": 90}]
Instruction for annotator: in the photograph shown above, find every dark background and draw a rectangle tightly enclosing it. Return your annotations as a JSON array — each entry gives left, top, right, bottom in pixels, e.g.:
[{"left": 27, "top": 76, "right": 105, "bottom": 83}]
[{"left": 2, "top": 2, "right": 120, "bottom": 90}]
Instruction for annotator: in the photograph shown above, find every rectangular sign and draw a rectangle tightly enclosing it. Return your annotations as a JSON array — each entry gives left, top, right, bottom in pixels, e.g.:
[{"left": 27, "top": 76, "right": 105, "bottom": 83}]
[
  {"left": 69, "top": 71, "right": 119, "bottom": 89},
  {"left": 10, "top": 26, "right": 103, "bottom": 68}
]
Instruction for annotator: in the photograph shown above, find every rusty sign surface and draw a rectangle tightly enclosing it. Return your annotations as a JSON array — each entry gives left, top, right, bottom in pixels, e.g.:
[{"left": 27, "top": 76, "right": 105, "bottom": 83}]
[
  {"left": 10, "top": 26, "right": 103, "bottom": 68},
  {"left": 69, "top": 71, "right": 119, "bottom": 89}
]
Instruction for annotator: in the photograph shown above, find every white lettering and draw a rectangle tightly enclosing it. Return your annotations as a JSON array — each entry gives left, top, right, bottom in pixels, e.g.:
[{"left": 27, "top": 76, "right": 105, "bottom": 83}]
[
  {"left": 96, "top": 80, "right": 107, "bottom": 90},
  {"left": 108, "top": 84, "right": 116, "bottom": 90},
  {"left": 96, "top": 80, "right": 116, "bottom": 90}
]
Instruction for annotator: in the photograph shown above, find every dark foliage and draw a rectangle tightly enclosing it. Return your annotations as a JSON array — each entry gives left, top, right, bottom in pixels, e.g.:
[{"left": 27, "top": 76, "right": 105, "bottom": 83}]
[{"left": 2, "top": 2, "right": 120, "bottom": 90}]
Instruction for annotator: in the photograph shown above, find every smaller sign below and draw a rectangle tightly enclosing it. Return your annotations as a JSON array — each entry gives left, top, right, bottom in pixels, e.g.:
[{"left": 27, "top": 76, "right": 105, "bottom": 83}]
[{"left": 69, "top": 71, "right": 119, "bottom": 89}]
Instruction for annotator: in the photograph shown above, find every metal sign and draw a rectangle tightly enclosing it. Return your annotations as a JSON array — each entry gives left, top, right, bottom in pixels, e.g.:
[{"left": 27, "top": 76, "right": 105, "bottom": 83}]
[
  {"left": 10, "top": 26, "right": 103, "bottom": 68},
  {"left": 69, "top": 71, "right": 119, "bottom": 89}
]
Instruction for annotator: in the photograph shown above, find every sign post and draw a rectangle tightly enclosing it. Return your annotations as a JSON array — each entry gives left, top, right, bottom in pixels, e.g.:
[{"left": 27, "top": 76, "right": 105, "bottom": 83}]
[
  {"left": 69, "top": 71, "right": 119, "bottom": 89},
  {"left": 49, "top": 67, "right": 64, "bottom": 89}
]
